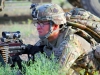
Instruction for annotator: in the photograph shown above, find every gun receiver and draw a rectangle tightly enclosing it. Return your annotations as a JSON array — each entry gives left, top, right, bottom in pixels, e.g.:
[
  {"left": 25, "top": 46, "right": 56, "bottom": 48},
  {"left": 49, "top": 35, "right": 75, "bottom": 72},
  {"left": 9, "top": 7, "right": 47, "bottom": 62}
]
[{"left": 0, "top": 31, "right": 26, "bottom": 64}]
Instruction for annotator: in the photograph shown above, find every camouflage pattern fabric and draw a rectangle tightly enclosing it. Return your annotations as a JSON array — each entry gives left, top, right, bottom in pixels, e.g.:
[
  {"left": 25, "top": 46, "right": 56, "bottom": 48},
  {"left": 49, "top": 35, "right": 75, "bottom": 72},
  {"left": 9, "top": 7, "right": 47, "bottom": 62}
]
[
  {"left": 35, "top": 27, "right": 100, "bottom": 75},
  {"left": 33, "top": 7, "right": 100, "bottom": 75},
  {"left": 65, "top": 8, "right": 100, "bottom": 74},
  {"left": 66, "top": 8, "right": 100, "bottom": 21},
  {"left": 58, "top": 34, "right": 84, "bottom": 75},
  {"left": 66, "top": 8, "right": 100, "bottom": 35},
  {"left": 32, "top": 4, "right": 66, "bottom": 25}
]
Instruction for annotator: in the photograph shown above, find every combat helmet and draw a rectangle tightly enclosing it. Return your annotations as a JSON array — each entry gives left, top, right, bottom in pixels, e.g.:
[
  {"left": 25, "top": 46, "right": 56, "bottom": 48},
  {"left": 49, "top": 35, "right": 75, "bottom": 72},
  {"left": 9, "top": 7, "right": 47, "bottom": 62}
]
[
  {"left": 31, "top": 3, "right": 67, "bottom": 39},
  {"left": 31, "top": 3, "right": 66, "bottom": 25}
]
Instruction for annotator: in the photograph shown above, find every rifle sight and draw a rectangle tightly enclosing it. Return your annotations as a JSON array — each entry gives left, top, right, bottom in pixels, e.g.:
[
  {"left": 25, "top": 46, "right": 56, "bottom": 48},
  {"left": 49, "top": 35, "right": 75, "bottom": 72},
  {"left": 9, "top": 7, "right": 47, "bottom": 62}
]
[{"left": 2, "top": 31, "right": 20, "bottom": 39}]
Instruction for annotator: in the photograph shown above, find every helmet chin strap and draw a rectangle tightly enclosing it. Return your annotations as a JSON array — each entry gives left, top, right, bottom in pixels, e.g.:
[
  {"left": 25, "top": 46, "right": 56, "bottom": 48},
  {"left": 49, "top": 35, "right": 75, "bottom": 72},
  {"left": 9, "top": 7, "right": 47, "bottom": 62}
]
[
  {"left": 39, "top": 21, "right": 53, "bottom": 40},
  {"left": 39, "top": 22, "right": 67, "bottom": 48},
  {"left": 39, "top": 21, "right": 67, "bottom": 40},
  {"left": 39, "top": 21, "right": 53, "bottom": 49}
]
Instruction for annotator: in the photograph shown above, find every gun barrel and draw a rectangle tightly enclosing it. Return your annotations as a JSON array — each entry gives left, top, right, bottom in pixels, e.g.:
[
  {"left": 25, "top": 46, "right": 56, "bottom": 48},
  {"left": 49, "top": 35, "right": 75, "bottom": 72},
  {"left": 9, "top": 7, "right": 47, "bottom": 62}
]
[{"left": 9, "top": 46, "right": 22, "bottom": 50}]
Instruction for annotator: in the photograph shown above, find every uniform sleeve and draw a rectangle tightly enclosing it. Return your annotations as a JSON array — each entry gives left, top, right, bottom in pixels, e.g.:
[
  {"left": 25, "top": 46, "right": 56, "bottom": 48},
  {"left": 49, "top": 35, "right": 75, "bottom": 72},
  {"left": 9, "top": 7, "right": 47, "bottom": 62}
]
[
  {"left": 59, "top": 34, "right": 85, "bottom": 74},
  {"left": 59, "top": 35, "right": 100, "bottom": 74}
]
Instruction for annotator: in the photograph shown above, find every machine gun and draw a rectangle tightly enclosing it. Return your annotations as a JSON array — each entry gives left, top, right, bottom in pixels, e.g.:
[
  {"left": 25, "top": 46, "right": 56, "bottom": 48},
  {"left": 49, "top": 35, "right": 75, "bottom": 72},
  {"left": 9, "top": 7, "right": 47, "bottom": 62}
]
[{"left": 0, "top": 31, "right": 26, "bottom": 65}]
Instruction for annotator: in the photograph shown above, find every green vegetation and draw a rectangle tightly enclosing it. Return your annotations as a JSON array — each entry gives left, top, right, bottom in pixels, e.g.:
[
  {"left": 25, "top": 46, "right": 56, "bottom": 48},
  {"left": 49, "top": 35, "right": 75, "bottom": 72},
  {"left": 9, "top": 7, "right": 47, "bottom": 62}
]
[
  {"left": 79, "top": 69, "right": 99, "bottom": 75},
  {"left": 0, "top": 1, "right": 98, "bottom": 75},
  {"left": 23, "top": 53, "right": 62, "bottom": 75},
  {"left": 0, "top": 19, "right": 36, "bottom": 37},
  {"left": 0, "top": 53, "right": 99, "bottom": 75},
  {"left": 0, "top": 53, "right": 65, "bottom": 75},
  {"left": 0, "top": 64, "right": 18, "bottom": 75}
]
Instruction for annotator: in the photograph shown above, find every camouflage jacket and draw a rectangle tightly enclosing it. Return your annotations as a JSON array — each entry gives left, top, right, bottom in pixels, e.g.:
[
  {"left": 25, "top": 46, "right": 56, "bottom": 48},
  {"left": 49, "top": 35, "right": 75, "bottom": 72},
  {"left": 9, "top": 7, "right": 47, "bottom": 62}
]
[
  {"left": 34, "top": 8, "right": 100, "bottom": 75},
  {"left": 34, "top": 27, "right": 100, "bottom": 75}
]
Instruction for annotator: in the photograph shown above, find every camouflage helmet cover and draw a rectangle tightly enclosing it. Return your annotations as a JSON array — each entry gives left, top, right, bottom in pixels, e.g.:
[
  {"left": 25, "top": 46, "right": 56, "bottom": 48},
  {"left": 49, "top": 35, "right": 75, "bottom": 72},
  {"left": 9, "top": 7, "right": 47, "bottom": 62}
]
[{"left": 32, "top": 3, "right": 66, "bottom": 25}]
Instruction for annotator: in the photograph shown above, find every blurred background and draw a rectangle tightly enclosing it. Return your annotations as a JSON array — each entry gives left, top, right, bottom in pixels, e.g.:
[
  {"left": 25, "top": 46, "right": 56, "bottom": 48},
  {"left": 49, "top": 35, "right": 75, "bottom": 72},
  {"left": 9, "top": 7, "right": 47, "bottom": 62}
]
[
  {"left": 0, "top": 0, "right": 73, "bottom": 24},
  {"left": 1, "top": 0, "right": 100, "bottom": 45},
  {"left": 0, "top": 0, "right": 73, "bottom": 45}
]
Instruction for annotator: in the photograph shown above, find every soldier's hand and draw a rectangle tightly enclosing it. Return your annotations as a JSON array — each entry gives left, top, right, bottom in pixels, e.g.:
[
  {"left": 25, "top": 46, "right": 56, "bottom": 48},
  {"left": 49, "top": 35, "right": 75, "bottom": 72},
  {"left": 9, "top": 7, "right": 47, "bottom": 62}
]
[{"left": 23, "top": 44, "right": 44, "bottom": 55}]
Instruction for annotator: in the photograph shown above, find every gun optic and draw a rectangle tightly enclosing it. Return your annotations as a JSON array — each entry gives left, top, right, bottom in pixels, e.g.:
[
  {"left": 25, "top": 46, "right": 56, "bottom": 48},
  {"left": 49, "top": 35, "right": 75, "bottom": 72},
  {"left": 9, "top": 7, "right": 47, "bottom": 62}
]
[{"left": 2, "top": 31, "right": 20, "bottom": 39}]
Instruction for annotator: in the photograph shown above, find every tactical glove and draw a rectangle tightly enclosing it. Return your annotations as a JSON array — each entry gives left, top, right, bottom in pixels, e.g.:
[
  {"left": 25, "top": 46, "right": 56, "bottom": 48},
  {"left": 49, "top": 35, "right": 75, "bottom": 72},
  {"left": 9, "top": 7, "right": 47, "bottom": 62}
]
[{"left": 23, "top": 44, "right": 44, "bottom": 55}]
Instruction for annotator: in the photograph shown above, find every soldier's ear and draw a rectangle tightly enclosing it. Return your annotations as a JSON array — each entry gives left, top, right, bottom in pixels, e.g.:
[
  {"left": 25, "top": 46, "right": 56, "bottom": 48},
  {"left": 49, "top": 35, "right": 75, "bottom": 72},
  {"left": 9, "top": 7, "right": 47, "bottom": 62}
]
[{"left": 52, "top": 24, "right": 59, "bottom": 30}]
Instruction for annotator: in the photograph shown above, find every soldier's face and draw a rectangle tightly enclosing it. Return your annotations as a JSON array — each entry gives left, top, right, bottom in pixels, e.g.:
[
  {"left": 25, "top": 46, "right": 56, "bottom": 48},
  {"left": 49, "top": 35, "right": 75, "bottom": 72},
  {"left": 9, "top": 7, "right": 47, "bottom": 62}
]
[{"left": 36, "top": 21, "right": 50, "bottom": 37}]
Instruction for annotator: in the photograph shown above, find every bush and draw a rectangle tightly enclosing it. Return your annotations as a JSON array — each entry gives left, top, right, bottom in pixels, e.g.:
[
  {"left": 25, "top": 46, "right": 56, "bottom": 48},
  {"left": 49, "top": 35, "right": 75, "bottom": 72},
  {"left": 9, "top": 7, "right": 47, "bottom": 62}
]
[
  {"left": 0, "top": 53, "right": 99, "bottom": 75},
  {"left": 0, "top": 63, "right": 18, "bottom": 75},
  {"left": 0, "top": 53, "right": 65, "bottom": 75},
  {"left": 22, "top": 53, "right": 63, "bottom": 75}
]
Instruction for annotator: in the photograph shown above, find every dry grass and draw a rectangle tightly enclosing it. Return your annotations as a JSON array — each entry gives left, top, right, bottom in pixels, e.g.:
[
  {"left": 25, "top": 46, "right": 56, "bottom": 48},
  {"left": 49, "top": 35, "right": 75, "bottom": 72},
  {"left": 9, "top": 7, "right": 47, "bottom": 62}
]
[{"left": 0, "top": 23, "right": 39, "bottom": 45}]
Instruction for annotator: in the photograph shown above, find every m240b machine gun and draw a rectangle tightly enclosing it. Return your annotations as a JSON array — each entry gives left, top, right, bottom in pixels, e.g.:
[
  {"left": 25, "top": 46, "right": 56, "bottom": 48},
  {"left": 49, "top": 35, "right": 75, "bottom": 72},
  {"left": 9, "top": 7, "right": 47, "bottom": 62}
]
[{"left": 0, "top": 31, "right": 26, "bottom": 65}]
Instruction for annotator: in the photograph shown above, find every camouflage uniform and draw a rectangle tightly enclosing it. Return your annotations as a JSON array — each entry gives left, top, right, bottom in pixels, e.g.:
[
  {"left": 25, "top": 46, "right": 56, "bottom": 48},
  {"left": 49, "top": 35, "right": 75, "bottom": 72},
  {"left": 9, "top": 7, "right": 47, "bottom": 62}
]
[
  {"left": 31, "top": 4, "right": 100, "bottom": 75},
  {"left": 34, "top": 29, "right": 100, "bottom": 75}
]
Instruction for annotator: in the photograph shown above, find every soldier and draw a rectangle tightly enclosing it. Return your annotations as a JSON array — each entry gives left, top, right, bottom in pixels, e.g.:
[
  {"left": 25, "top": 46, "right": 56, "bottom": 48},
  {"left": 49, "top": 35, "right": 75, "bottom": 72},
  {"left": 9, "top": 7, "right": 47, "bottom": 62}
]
[
  {"left": 29, "top": 3, "right": 100, "bottom": 75},
  {"left": 11, "top": 3, "right": 100, "bottom": 75}
]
